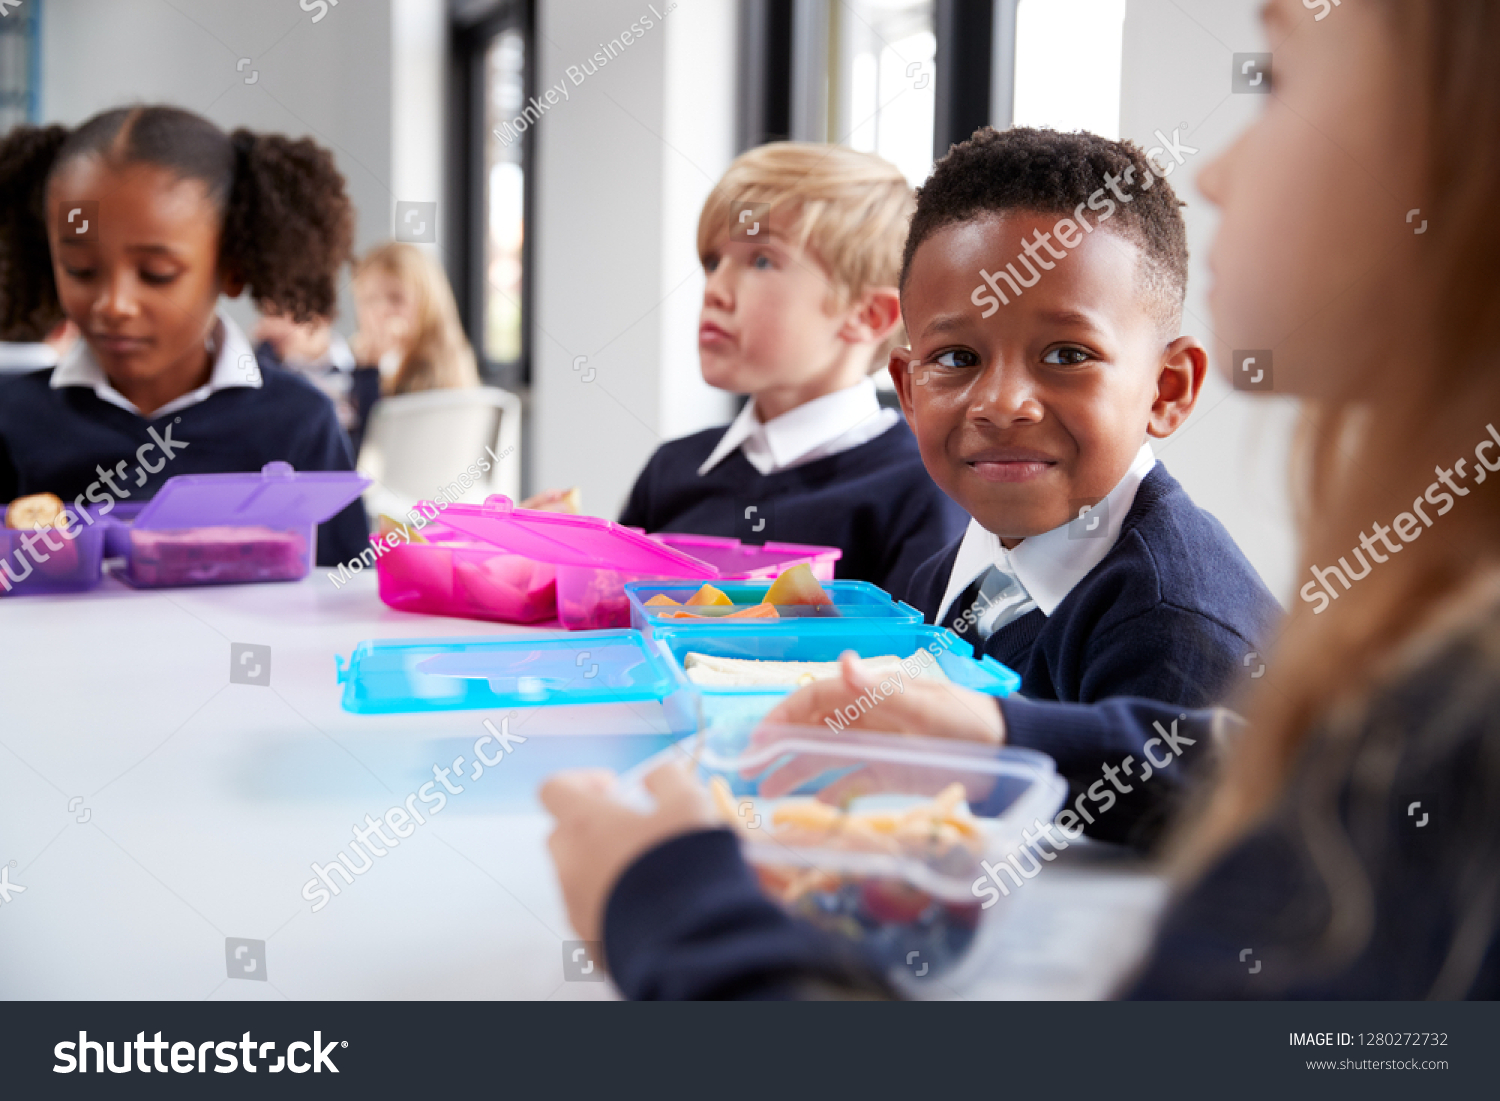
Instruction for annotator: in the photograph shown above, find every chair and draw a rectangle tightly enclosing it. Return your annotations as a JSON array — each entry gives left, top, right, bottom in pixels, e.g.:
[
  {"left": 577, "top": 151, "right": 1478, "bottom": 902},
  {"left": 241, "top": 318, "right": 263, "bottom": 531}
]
[{"left": 356, "top": 387, "right": 522, "bottom": 523}]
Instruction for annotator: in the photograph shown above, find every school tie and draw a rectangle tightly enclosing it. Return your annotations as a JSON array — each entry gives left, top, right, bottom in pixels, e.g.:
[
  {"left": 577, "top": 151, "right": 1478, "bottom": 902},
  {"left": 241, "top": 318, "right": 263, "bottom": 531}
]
[{"left": 969, "top": 560, "right": 1037, "bottom": 641}]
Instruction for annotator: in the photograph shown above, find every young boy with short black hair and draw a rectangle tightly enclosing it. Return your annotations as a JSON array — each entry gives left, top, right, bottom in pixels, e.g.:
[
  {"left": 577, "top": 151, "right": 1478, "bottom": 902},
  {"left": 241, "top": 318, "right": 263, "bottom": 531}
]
[
  {"left": 892, "top": 126, "right": 1278, "bottom": 707},
  {"left": 619, "top": 142, "right": 966, "bottom": 595}
]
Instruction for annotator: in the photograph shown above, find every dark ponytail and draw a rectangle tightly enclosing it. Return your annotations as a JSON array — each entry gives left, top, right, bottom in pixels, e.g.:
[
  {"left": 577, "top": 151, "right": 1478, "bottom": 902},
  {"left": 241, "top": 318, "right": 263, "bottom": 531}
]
[
  {"left": 221, "top": 129, "right": 354, "bottom": 322},
  {"left": 0, "top": 124, "right": 70, "bottom": 339},
  {"left": 0, "top": 105, "right": 354, "bottom": 336}
]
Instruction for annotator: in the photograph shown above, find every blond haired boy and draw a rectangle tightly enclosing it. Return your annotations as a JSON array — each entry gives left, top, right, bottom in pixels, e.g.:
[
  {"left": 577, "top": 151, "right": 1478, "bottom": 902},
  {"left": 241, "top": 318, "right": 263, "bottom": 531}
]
[{"left": 620, "top": 143, "right": 965, "bottom": 593}]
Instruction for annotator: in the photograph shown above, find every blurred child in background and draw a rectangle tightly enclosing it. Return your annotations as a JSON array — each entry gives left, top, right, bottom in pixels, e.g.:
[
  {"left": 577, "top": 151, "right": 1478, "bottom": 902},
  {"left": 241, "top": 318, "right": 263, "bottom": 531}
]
[
  {"left": 0, "top": 105, "right": 368, "bottom": 565},
  {"left": 352, "top": 242, "right": 479, "bottom": 396},
  {"left": 254, "top": 303, "right": 380, "bottom": 458}
]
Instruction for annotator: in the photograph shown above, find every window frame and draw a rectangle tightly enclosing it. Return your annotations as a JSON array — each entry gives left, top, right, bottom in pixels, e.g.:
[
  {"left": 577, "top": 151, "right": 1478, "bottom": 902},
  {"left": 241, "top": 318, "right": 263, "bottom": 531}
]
[
  {"left": 736, "top": 0, "right": 1018, "bottom": 161},
  {"left": 451, "top": 0, "right": 535, "bottom": 391}
]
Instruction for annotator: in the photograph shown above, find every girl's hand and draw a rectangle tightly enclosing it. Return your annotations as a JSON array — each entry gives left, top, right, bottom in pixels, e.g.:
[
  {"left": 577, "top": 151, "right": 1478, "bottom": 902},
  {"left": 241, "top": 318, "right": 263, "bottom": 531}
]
[
  {"left": 351, "top": 314, "right": 410, "bottom": 366},
  {"left": 539, "top": 759, "right": 721, "bottom": 945}
]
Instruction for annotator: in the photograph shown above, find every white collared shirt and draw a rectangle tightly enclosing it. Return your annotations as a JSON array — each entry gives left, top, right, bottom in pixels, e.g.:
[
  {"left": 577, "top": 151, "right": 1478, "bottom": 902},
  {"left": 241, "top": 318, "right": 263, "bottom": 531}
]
[
  {"left": 0, "top": 342, "right": 58, "bottom": 373},
  {"left": 697, "top": 377, "right": 900, "bottom": 477},
  {"left": 50, "top": 311, "right": 261, "bottom": 419},
  {"left": 279, "top": 331, "right": 356, "bottom": 374},
  {"left": 936, "top": 442, "right": 1158, "bottom": 628}
]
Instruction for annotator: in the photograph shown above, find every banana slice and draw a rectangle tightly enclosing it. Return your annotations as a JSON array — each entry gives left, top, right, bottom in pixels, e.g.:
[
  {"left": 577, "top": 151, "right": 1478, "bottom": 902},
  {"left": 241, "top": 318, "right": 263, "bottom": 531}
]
[{"left": 5, "top": 493, "right": 65, "bottom": 531}]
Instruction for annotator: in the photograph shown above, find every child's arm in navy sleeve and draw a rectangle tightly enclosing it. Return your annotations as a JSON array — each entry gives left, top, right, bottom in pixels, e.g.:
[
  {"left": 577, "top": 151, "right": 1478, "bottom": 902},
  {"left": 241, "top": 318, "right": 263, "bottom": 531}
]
[
  {"left": 1078, "top": 606, "right": 1261, "bottom": 709},
  {"left": 0, "top": 434, "right": 16, "bottom": 504},
  {"left": 604, "top": 828, "right": 895, "bottom": 1000},
  {"left": 286, "top": 398, "right": 370, "bottom": 567},
  {"left": 998, "top": 695, "right": 1231, "bottom": 849}
]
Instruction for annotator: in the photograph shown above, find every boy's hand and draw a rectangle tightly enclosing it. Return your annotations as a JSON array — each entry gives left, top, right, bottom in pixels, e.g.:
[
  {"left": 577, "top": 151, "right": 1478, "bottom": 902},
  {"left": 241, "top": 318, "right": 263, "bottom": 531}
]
[
  {"left": 539, "top": 760, "right": 721, "bottom": 945},
  {"left": 753, "top": 653, "right": 1009, "bottom": 801},
  {"left": 762, "top": 652, "right": 1005, "bottom": 745}
]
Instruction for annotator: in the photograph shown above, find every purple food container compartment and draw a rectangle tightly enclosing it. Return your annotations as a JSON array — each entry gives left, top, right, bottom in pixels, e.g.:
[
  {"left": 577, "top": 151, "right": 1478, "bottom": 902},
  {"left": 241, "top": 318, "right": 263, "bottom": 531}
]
[
  {"left": 434, "top": 496, "right": 720, "bottom": 630},
  {"left": 113, "top": 462, "right": 369, "bottom": 587},
  {"left": 0, "top": 505, "right": 107, "bottom": 596},
  {"left": 650, "top": 533, "right": 841, "bottom": 582}
]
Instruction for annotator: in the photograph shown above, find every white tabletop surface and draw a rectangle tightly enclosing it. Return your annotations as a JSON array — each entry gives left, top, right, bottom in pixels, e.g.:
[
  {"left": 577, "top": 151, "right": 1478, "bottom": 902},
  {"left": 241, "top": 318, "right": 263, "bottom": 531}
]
[{"left": 0, "top": 571, "right": 1165, "bottom": 1001}]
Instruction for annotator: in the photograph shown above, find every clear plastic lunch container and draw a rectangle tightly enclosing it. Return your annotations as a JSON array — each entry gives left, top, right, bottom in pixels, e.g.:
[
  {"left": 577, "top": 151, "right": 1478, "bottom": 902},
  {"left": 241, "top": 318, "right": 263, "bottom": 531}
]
[
  {"left": 621, "top": 720, "right": 1066, "bottom": 992},
  {"left": 650, "top": 621, "right": 1022, "bottom": 726},
  {"left": 626, "top": 578, "right": 922, "bottom": 637},
  {"left": 105, "top": 462, "right": 369, "bottom": 588},
  {"left": 0, "top": 504, "right": 108, "bottom": 596},
  {"left": 376, "top": 495, "right": 843, "bottom": 630}
]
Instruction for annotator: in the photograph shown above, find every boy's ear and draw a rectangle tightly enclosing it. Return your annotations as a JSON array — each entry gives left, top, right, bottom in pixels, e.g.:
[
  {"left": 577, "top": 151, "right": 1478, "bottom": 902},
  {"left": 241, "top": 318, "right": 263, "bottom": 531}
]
[
  {"left": 887, "top": 346, "right": 918, "bottom": 424},
  {"left": 1148, "top": 335, "right": 1208, "bottom": 438},
  {"left": 839, "top": 285, "right": 902, "bottom": 346}
]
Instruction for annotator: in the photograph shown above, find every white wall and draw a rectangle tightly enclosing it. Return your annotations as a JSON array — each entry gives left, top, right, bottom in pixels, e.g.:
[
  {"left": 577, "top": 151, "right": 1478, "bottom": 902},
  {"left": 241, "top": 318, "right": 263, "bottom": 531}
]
[
  {"left": 1119, "top": 0, "right": 1299, "bottom": 603},
  {"left": 391, "top": 0, "right": 448, "bottom": 232},
  {"left": 657, "top": 0, "right": 739, "bottom": 440},
  {"left": 530, "top": 0, "right": 737, "bottom": 517},
  {"left": 38, "top": 0, "right": 404, "bottom": 339}
]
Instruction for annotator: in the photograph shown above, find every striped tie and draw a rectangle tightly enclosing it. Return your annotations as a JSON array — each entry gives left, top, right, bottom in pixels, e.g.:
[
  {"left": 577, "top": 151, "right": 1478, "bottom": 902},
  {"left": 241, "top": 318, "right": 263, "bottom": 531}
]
[{"left": 970, "top": 562, "right": 1037, "bottom": 641}]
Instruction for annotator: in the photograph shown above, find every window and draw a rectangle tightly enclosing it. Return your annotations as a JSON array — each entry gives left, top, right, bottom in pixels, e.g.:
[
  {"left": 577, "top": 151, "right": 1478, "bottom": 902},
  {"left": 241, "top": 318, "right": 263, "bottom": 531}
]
[
  {"left": 741, "top": 0, "right": 993, "bottom": 182},
  {"left": 0, "top": 0, "right": 40, "bottom": 133},
  {"left": 832, "top": 0, "right": 937, "bottom": 187},
  {"left": 1011, "top": 0, "right": 1126, "bottom": 138},
  {"left": 455, "top": 1, "right": 532, "bottom": 389},
  {"left": 481, "top": 30, "right": 526, "bottom": 368}
]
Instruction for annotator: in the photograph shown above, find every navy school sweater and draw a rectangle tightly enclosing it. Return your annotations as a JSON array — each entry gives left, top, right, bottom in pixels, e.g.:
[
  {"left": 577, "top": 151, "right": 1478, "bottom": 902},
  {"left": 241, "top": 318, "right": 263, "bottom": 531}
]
[
  {"left": 253, "top": 341, "right": 382, "bottom": 461},
  {"left": 902, "top": 464, "right": 1281, "bottom": 709},
  {"left": 618, "top": 419, "right": 968, "bottom": 596},
  {"left": 0, "top": 366, "right": 369, "bottom": 566}
]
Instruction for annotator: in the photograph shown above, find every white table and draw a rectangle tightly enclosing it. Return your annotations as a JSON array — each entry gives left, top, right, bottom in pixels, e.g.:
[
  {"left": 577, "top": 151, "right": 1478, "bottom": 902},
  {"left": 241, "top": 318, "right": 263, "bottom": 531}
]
[{"left": 0, "top": 572, "right": 1164, "bottom": 1000}]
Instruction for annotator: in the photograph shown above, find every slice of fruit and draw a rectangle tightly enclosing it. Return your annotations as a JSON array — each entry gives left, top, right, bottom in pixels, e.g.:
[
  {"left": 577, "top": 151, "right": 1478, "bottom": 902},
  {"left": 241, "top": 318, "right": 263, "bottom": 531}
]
[
  {"left": 723, "top": 602, "right": 779, "bottom": 619},
  {"left": 521, "top": 487, "right": 582, "bottom": 514},
  {"left": 658, "top": 601, "right": 779, "bottom": 620},
  {"left": 376, "top": 513, "right": 426, "bottom": 544},
  {"left": 5, "top": 493, "right": 65, "bottom": 531},
  {"left": 644, "top": 593, "right": 680, "bottom": 606},
  {"left": 684, "top": 583, "right": 732, "bottom": 607},
  {"left": 762, "top": 562, "right": 832, "bottom": 606}
]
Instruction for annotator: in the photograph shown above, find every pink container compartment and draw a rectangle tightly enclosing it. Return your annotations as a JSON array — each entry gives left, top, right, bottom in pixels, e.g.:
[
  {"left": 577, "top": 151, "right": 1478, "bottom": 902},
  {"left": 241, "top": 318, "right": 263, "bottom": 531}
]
[
  {"left": 375, "top": 516, "right": 558, "bottom": 624},
  {"left": 431, "top": 497, "right": 717, "bottom": 630}
]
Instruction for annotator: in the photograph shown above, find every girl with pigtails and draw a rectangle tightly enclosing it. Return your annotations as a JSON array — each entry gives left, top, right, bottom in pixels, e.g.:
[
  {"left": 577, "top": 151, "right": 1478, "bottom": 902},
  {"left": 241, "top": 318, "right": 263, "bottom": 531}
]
[{"left": 0, "top": 105, "right": 368, "bottom": 566}]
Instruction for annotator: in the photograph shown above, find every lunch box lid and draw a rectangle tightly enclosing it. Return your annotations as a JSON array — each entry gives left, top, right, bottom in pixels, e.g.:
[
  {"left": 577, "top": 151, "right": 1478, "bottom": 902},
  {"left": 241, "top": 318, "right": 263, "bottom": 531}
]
[
  {"left": 130, "top": 463, "right": 370, "bottom": 531},
  {"left": 336, "top": 629, "right": 683, "bottom": 713},
  {"left": 428, "top": 495, "right": 718, "bottom": 576}
]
